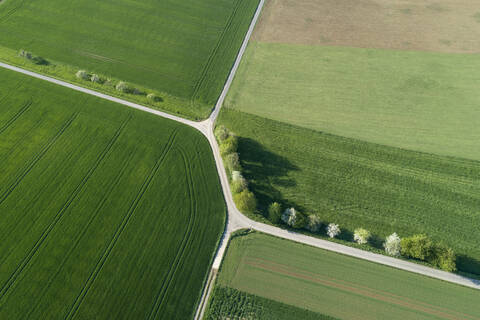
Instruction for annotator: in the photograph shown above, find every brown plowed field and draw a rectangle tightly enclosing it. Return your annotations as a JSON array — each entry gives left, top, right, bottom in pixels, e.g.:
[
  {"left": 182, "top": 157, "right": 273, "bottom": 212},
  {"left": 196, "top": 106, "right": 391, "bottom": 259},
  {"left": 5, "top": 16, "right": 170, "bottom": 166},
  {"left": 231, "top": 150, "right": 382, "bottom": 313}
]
[{"left": 253, "top": 0, "right": 480, "bottom": 53}]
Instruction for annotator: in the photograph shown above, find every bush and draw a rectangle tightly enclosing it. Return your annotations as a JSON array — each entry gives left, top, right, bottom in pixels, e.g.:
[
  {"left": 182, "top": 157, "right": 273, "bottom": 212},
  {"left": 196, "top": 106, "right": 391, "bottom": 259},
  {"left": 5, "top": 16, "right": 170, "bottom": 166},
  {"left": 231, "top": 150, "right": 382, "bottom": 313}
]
[
  {"left": 215, "top": 125, "right": 230, "bottom": 142},
  {"left": 231, "top": 176, "right": 247, "bottom": 193},
  {"left": 431, "top": 244, "right": 456, "bottom": 272},
  {"left": 234, "top": 190, "right": 256, "bottom": 214},
  {"left": 132, "top": 87, "right": 143, "bottom": 95},
  {"left": 116, "top": 81, "right": 130, "bottom": 93},
  {"left": 104, "top": 79, "right": 114, "bottom": 87},
  {"left": 326, "top": 223, "right": 340, "bottom": 238},
  {"left": 18, "top": 49, "right": 32, "bottom": 59},
  {"left": 32, "top": 56, "right": 49, "bottom": 65},
  {"left": 225, "top": 153, "right": 241, "bottom": 173},
  {"left": 147, "top": 93, "right": 161, "bottom": 102},
  {"left": 90, "top": 74, "right": 101, "bottom": 83},
  {"left": 219, "top": 135, "right": 238, "bottom": 156},
  {"left": 401, "top": 234, "right": 434, "bottom": 261},
  {"left": 76, "top": 70, "right": 89, "bottom": 80},
  {"left": 281, "top": 208, "right": 297, "bottom": 227},
  {"left": 292, "top": 212, "right": 307, "bottom": 229},
  {"left": 384, "top": 233, "right": 401, "bottom": 256},
  {"left": 305, "top": 215, "right": 322, "bottom": 233},
  {"left": 354, "top": 228, "right": 371, "bottom": 245},
  {"left": 268, "top": 202, "right": 282, "bottom": 224}
]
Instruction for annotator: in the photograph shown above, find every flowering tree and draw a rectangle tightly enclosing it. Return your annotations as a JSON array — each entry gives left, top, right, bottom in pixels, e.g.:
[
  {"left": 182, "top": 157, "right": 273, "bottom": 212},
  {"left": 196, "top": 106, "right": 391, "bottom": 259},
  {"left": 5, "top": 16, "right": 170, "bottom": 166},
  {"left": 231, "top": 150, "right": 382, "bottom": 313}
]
[
  {"left": 76, "top": 70, "right": 89, "bottom": 80},
  {"left": 116, "top": 81, "right": 130, "bottom": 93},
  {"left": 306, "top": 215, "right": 321, "bottom": 233},
  {"left": 282, "top": 208, "right": 297, "bottom": 227},
  {"left": 326, "top": 223, "right": 340, "bottom": 238},
  {"left": 354, "top": 228, "right": 371, "bottom": 245},
  {"left": 384, "top": 233, "right": 401, "bottom": 256},
  {"left": 90, "top": 74, "right": 100, "bottom": 83}
]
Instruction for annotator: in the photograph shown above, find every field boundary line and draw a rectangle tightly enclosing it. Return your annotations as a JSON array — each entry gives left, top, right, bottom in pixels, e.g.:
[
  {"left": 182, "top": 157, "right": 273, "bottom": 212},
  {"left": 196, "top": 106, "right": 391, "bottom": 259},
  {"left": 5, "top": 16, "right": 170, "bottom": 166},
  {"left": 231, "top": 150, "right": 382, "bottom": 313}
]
[
  {"left": 147, "top": 146, "right": 198, "bottom": 319},
  {"left": 0, "top": 99, "right": 32, "bottom": 135},
  {"left": 0, "top": 111, "right": 78, "bottom": 206},
  {"left": 64, "top": 130, "right": 178, "bottom": 320},
  {"left": 0, "top": 116, "right": 130, "bottom": 304},
  {"left": 24, "top": 149, "right": 137, "bottom": 318}
]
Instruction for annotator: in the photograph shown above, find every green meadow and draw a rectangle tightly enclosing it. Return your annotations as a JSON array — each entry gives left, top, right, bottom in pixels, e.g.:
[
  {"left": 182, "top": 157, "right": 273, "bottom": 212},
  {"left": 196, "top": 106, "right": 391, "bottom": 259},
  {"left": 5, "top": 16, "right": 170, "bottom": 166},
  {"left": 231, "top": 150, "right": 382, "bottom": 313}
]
[
  {"left": 209, "top": 232, "right": 480, "bottom": 320},
  {"left": 0, "top": 0, "right": 260, "bottom": 119},
  {"left": 0, "top": 67, "right": 225, "bottom": 319},
  {"left": 226, "top": 43, "right": 480, "bottom": 160}
]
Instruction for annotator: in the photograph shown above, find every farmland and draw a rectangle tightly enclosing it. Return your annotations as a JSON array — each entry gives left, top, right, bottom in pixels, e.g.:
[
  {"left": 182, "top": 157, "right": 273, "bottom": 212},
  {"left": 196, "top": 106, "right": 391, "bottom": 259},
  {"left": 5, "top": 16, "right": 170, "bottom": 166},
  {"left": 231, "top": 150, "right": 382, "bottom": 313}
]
[
  {"left": 218, "top": 0, "right": 480, "bottom": 276},
  {"left": 0, "top": 0, "right": 260, "bottom": 119},
  {"left": 0, "top": 67, "right": 225, "bottom": 319},
  {"left": 208, "top": 232, "right": 480, "bottom": 320}
]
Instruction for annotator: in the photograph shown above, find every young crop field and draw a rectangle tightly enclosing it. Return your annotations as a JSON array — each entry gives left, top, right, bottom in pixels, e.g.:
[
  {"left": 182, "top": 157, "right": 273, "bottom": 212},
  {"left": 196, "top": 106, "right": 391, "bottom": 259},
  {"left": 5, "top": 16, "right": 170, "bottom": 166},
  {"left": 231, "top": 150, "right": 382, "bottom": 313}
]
[
  {"left": 218, "top": 109, "right": 480, "bottom": 276},
  {"left": 0, "top": 67, "right": 225, "bottom": 319},
  {"left": 210, "top": 232, "right": 480, "bottom": 320},
  {"left": 0, "top": 0, "right": 260, "bottom": 119}
]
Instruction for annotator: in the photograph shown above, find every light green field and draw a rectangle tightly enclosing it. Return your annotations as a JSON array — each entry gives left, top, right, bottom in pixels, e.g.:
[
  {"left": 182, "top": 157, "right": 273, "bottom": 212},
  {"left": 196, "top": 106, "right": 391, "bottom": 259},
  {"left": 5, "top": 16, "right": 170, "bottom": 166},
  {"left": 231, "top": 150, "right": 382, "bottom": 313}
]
[
  {"left": 226, "top": 42, "right": 480, "bottom": 160},
  {"left": 0, "top": 0, "right": 260, "bottom": 119},
  {"left": 0, "top": 67, "right": 225, "bottom": 319},
  {"left": 213, "top": 232, "right": 480, "bottom": 320}
]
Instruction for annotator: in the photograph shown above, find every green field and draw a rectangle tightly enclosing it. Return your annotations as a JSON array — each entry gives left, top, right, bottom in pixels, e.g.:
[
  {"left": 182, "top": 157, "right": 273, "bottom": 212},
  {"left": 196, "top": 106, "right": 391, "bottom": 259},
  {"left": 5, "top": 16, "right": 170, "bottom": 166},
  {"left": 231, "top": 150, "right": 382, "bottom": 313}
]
[
  {"left": 209, "top": 232, "right": 480, "bottom": 320},
  {"left": 218, "top": 109, "right": 480, "bottom": 275},
  {"left": 226, "top": 42, "right": 480, "bottom": 160},
  {"left": 0, "top": 67, "right": 225, "bottom": 319},
  {"left": 0, "top": 0, "right": 260, "bottom": 119}
]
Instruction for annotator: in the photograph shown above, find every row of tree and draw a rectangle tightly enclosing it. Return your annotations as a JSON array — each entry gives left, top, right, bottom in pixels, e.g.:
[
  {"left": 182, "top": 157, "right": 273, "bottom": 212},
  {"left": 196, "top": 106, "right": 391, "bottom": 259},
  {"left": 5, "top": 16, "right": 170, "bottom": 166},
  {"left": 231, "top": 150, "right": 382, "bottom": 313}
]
[
  {"left": 75, "top": 70, "right": 160, "bottom": 102},
  {"left": 215, "top": 125, "right": 257, "bottom": 214},
  {"left": 215, "top": 125, "right": 457, "bottom": 272}
]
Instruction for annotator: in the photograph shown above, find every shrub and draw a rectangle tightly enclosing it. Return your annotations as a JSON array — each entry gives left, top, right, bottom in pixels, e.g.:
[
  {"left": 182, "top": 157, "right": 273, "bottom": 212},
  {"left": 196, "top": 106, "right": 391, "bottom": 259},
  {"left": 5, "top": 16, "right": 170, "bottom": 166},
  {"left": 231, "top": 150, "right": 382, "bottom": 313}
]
[
  {"left": 219, "top": 135, "right": 238, "bottom": 156},
  {"left": 32, "top": 56, "right": 49, "bottom": 65},
  {"left": 225, "top": 153, "right": 241, "bottom": 173},
  {"left": 383, "top": 233, "right": 401, "bottom": 256},
  {"left": 234, "top": 190, "right": 256, "bottom": 214},
  {"left": 76, "top": 70, "right": 89, "bottom": 80},
  {"left": 104, "top": 79, "right": 114, "bottom": 87},
  {"left": 401, "top": 234, "right": 434, "bottom": 261},
  {"left": 305, "top": 214, "right": 322, "bottom": 233},
  {"left": 326, "top": 223, "right": 340, "bottom": 238},
  {"left": 281, "top": 208, "right": 297, "bottom": 226},
  {"left": 19, "top": 49, "right": 32, "bottom": 59},
  {"left": 90, "top": 74, "right": 101, "bottom": 83},
  {"left": 215, "top": 125, "right": 230, "bottom": 142},
  {"left": 116, "top": 81, "right": 130, "bottom": 93},
  {"left": 268, "top": 202, "right": 282, "bottom": 224},
  {"left": 431, "top": 244, "right": 456, "bottom": 272},
  {"left": 147, "top": 93, "right": 160, "bottom": 102},
  {"left": 132, "top": 88, "right": 143, "bottom": 95},
  {"left": 292, "top": 212, "right": 307, "bottom": 229},
  {"left": 231, "top": 176, "right": 247, "bottom": 193},
  {"left": 354, "top": 228, "right": 371, "bottom": 245}
]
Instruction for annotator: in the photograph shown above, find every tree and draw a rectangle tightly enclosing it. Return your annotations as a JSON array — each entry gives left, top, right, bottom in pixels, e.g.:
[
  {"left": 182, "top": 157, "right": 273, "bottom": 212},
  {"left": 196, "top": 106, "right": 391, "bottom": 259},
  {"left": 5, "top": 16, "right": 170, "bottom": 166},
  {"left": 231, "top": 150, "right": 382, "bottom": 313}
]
[
  {"left": 292, "top": 212, "right": 307, "bottom": 229},
  {"left": 383, "top": 233, "right": 401, "bottom": 256},
  {"left": 116, "top": 81, "right": 130, "bottom": 93},
  {"left": 431, "top": 244, "right": 456, "bottom": 272},
  {"left": 219, "top": 135, "right": 238, "bottom": 156},
  {"left": 76, "top": 70, "right": 89, "bottom": 80},
  {"left": 354, "top": 228, "right": 371, "bottom": 245},
  {"left": 326, "top": 223, "right": 340, "bottom": 238},
  {"left": 225, "top": 153, "right": 241, "bottom": 173},
  {"left": 268, "top": 202, "right": 282, "bottom": 224},
  {"left": 305, "top": 215, "right": 321, "bottom": 233},
  {"left": 400, "top": 234, "right": 434, "bottom": 260},
  {"left": 282, "top": 208, "right": 296, "bottom": 226},
  {"left": 91, "top": 74, "right": 101, "bottom": 83},
  {"left": 234, "top": 190, "right": 256, "bottom": 214},
  {"left": 214, "top": 125, "right": 230, "bottom": 142}
]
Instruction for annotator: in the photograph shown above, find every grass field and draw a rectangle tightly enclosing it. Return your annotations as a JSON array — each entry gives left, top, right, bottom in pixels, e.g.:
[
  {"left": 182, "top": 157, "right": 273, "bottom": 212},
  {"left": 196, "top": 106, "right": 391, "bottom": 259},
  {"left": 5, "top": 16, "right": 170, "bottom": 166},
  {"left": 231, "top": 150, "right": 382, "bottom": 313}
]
[
  {"left": 0, "top": 0, "right": 260, "bottom": 119},
  {"left": 218, "top": 109, "right": 480, "bottom": 275},
  {"left": 0, "top": 67, "right": 225, "bottom": 319},
  {"left": 226, "top": 42, "right": 480, "bottom": 160},
  {"left": 210, "top": 232, "right": 480, "bottom": 320}
]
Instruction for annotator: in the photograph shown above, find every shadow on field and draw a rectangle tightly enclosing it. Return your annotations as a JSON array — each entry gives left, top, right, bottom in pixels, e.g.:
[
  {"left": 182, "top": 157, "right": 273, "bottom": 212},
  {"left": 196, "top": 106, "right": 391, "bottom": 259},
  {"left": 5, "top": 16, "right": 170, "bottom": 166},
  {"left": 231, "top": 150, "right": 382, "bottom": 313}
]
[
  {"left": 457, "top": 254, "right": 480, "bottom": 278},
  {"left": 237, "top": 137, "right": 298, "bottom": 212}
]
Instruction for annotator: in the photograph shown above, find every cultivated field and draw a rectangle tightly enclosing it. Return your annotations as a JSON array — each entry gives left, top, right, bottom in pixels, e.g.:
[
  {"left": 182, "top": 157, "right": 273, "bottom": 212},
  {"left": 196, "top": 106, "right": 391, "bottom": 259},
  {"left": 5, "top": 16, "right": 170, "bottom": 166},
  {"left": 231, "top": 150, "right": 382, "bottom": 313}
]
[
  {"left": 218, "top": 110, "right": 480, "bottom": 275},
  {"left": 209, "top": 232, "right": 480, "bottom": 320},
  {"left": 0, "top": 67, "right": 225, "bottom": 319},
  {"left": 0, "top": 0, "right": 260, "bottom": 119}
]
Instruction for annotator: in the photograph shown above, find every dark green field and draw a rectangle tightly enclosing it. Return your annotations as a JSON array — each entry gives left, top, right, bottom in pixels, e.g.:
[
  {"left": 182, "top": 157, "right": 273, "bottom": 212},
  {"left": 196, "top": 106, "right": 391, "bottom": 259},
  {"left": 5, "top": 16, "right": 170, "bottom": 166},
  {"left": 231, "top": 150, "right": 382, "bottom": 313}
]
[
  {"left": 0, "top": 67, "right": 225, "bottom": 319},
  {"left": 208, "top": 232, "right": 480, "bottom": 320},
  {"left": 218, "top": 109, "right": 480, "bottom": 275},
  {"left": 0, "top": 0, "right": 260, "bottom": 119}
]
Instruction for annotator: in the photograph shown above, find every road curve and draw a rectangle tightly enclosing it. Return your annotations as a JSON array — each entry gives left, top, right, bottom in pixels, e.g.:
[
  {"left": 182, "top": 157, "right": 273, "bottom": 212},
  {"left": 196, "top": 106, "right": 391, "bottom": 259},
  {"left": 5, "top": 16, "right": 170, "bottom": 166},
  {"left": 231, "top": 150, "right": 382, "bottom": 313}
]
[{"left": 1, "top": 0, "right": 479, "bottom": 318}]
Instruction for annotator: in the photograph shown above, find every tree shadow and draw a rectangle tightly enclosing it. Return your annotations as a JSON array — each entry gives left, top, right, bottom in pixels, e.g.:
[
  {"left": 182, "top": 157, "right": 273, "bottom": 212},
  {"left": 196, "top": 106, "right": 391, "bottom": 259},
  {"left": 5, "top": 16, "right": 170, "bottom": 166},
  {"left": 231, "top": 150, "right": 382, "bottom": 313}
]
[
  {"left": 456, "top": 254, "right": 480, "bottom": 277},
  {"left": 237, "top": 137, "right": 298, "bottom": 212}
]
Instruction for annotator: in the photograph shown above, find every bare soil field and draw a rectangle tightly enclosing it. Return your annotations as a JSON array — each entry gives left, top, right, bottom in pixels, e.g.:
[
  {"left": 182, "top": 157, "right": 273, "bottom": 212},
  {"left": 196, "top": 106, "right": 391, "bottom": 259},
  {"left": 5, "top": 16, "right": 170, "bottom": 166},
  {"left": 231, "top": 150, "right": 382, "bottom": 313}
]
[{"left": 253, "top": 0, "right": 480, "bottom": 53}]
